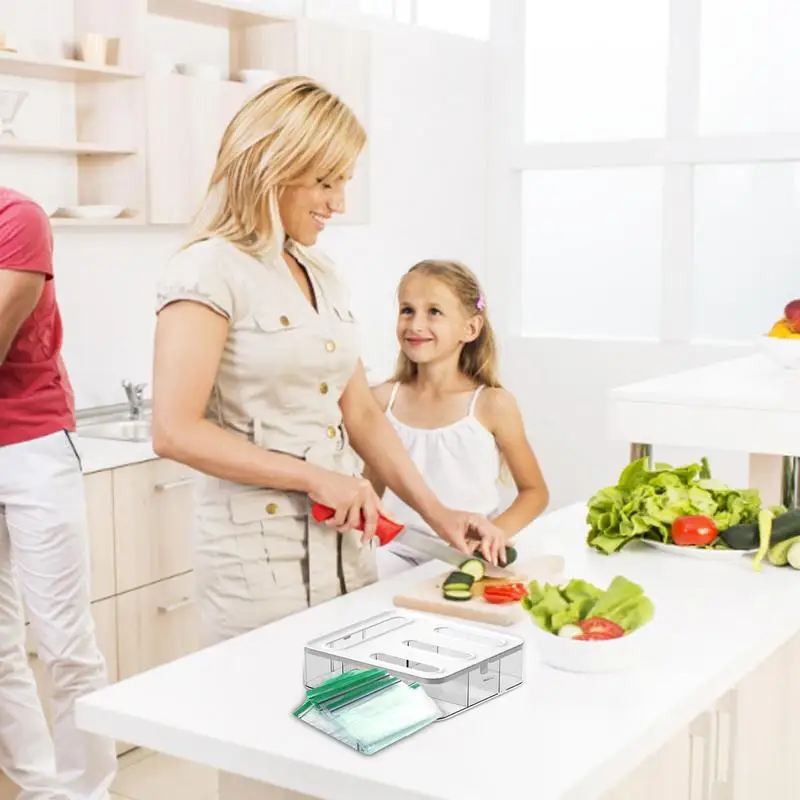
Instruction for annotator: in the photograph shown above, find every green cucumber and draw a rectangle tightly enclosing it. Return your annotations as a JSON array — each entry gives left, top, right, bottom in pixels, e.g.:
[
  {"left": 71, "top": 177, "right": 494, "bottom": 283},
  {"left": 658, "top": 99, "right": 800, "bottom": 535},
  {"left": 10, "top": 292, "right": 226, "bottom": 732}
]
[
  {"left": 768, "top": 533, "right": 800, "bottom": 566},
  {"left": 458, "top": 558, "right": 486, "bottom": 581},
  {"left": 443, "top": 570, "right": 475, "bottom": 588},
  {"left": 721, "top": 509, "right": 800, "bottom": 551},
  {"left": 442, "top": 586, "right": 472, "bottom": 603},
  {"left": 499, "top": 545, "right": 517, "bottom": 568}
]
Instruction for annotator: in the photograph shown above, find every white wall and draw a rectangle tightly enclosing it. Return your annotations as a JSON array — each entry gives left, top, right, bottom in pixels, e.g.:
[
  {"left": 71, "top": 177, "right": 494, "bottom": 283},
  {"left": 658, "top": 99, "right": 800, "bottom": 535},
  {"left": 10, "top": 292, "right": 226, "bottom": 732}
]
[{"left": 43, "top": 25, "right": 487, "bottom": 409}]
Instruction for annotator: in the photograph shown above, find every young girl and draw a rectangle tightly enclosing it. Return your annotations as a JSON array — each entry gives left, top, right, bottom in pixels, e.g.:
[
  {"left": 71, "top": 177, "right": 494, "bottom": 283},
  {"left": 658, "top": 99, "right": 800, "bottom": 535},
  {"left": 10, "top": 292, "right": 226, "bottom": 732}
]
[{"left": 367, "top": 259, "right": 549, "bottom": 577}]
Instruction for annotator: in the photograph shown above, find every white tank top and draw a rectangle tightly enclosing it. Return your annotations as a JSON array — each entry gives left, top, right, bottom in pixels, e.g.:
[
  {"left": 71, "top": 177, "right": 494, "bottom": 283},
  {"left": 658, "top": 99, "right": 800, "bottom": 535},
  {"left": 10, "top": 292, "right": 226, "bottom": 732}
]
[{"left": 382, "top": 383, "right": 502, "bottom": 562}]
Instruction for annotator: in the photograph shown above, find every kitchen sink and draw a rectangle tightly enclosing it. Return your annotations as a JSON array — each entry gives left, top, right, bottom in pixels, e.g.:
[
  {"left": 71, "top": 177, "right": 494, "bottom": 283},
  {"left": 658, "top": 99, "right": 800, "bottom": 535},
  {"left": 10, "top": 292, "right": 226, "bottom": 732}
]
[{"left": 79, "top": 418, "right": 153, "bottom": 443}]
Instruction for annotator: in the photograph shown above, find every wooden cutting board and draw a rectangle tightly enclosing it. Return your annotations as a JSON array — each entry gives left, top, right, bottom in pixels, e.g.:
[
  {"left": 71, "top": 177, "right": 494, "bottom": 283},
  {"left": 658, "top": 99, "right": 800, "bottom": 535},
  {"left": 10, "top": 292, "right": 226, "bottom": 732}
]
[{"left": 392, "top": 555, "right": 565, "bottom": 626}]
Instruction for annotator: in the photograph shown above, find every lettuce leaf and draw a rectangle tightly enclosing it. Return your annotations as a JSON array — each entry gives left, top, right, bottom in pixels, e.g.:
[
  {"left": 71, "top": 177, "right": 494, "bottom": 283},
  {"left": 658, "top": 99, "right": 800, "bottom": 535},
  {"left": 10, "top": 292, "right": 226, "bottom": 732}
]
[{"left": 586, "top": 456, "right": 773, "bottom": 555}]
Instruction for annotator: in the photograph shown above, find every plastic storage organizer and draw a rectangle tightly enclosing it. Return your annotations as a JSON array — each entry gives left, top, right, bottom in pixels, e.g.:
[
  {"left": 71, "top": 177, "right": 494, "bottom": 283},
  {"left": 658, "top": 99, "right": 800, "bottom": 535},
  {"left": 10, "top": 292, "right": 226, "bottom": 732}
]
[{"left": 303, "top": 610, "right": 525, "bottom": 719}]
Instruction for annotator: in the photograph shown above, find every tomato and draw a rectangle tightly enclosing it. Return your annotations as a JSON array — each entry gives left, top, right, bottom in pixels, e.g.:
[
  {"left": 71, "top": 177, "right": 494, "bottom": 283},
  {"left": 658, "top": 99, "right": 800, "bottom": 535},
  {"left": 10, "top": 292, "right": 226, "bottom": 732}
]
[
  {"left": 483, "top": 582, "right": 527, "bottom": 604},
  {"left": 671, "top": 515, "right": 718, "bottom": 547},
  {"left": 578, "top": 617, "right": 624, "bottom": 640},
  {"left": 574, "top": 631, "right": 618, "bottom": 641}
]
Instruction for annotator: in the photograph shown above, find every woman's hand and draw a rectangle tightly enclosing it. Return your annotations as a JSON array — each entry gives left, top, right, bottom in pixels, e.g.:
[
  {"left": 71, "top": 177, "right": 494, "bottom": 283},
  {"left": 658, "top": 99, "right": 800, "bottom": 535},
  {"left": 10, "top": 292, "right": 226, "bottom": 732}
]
[
  {"left": 307, "top": 469, "right": 390, "bottom": 543},
  {"left": 426, "top": 507, "right": 507, "bottom": 565}
]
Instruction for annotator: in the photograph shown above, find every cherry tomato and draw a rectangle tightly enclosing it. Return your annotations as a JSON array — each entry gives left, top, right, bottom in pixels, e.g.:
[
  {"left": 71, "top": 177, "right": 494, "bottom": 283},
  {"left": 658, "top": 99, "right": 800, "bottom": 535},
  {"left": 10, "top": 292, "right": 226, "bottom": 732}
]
[{"left": 671, "top": 515, "right": 718, "bottom": 547}]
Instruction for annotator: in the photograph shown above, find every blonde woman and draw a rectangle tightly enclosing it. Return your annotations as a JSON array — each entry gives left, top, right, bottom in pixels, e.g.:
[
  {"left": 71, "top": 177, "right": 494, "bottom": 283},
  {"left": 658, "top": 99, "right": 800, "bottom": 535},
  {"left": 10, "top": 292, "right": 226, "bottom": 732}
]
[{"left": 152, "top": 76, "right": 506, "bottom": 645}]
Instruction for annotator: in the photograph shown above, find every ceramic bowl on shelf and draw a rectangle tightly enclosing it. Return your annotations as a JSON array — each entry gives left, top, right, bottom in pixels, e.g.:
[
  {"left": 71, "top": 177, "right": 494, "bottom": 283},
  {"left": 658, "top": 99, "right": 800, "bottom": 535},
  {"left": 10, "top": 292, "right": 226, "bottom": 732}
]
[
  {"left": 57, "top": 205, "right": 125, "bottom": 220},
  {"left": 760, "top": 334, "right": 800, "bottom": 370},
  {"left": 237, "top": 68, "right": 280, "bottom": 88},
  {"left": 176, "top": 63, "right": 222, "bottom": 80}
]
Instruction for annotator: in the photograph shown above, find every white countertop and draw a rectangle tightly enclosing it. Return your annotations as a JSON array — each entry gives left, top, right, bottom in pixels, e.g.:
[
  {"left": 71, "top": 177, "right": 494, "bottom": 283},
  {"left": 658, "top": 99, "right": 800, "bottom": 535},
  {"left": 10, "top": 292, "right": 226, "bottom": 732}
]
[
  {"left": 75, "top": 502, "right": 800, "bottom": 800},
  {"left": 74, "top": 434, "right": 156, "bottom": 474},
  {"left": 608, "top": 354, "right": 800, "bottom": 455}
]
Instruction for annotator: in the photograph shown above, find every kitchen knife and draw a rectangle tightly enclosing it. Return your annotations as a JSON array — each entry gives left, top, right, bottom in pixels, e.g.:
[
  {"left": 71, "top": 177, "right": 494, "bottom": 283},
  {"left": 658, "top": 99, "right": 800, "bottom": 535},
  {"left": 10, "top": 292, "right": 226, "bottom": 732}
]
[{"left": 395, "top": 527, "right": 516, "bottom": 578}]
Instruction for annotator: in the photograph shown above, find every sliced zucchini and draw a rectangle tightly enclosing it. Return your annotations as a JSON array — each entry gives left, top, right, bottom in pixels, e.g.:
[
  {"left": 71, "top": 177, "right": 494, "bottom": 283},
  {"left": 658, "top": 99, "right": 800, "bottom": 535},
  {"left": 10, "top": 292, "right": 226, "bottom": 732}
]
[
  {"left": 458, "top": 558, "right": 486, "bottom": 581},
  {"left": 443, "top": 570, "right": 475, "bottom": 588},
  {"left": 442, "top": 587, "right": 473, "bottom": 602}
]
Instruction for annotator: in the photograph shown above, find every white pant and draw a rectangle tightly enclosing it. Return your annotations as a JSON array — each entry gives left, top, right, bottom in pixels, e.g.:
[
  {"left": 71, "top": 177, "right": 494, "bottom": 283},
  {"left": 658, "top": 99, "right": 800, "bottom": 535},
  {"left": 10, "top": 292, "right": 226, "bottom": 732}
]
[{"left": 0, "top": 431, "right": 116, "bottom": 799}]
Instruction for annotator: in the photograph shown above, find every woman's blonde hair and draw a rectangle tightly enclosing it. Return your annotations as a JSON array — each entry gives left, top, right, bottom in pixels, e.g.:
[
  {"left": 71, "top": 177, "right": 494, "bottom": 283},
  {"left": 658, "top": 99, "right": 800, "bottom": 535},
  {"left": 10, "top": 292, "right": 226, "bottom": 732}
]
[
  {"left": 186, "top": 75, "right": 366, "bottom": 256},
  {"left": 393, "top": 260, "right": 502, "bottom": 388}
]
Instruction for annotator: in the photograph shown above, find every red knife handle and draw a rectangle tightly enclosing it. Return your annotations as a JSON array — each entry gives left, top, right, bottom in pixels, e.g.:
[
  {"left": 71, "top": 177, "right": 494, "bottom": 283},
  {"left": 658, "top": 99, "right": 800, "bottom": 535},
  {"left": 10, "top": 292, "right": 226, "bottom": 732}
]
[{"left": 310, "top": 502, "right": 404, "bottom": 546}]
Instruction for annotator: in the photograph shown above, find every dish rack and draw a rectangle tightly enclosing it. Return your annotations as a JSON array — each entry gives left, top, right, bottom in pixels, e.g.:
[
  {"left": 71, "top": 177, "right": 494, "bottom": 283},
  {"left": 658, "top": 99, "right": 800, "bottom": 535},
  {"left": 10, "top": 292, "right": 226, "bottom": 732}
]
[{"left": 303, "top": 610, "right": 525, "bottom": 719}]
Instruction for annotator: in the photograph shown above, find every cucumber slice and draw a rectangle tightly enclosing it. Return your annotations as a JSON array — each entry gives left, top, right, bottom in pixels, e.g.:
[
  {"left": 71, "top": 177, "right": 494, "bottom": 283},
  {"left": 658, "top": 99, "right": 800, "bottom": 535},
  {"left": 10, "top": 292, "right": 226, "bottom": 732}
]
[
  {"left": 443, "top": 570, "right": 475, "bottom": 588},
  {"left": 458, "top": 558, "right": 486, "bottom": 581},
  {"left": 443, "top": 587, "right": 473, "bottom": 602}
]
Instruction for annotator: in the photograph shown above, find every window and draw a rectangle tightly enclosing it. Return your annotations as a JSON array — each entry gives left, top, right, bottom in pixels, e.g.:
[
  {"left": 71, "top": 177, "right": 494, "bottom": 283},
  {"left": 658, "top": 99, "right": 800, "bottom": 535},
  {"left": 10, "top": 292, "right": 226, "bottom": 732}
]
[
  {"left": 359, "top": 0, "right": 489, "bottom": 39},
  {"left": 521, "top": 168, "right": 664, "bottom": 339},
  {"left": 524, "top": 0, "right": 669, "bottom": 142}
]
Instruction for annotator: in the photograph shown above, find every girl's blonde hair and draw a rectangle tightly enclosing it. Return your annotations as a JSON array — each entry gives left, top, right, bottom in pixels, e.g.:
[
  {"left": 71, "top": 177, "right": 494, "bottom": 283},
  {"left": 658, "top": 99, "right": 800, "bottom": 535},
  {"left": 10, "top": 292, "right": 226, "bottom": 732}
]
[
  {"left": 393, "top": 260, "right": 502, "bottom": 388},
  {"left": 186, "top": 75, "right": 366, "bottom": 257}
]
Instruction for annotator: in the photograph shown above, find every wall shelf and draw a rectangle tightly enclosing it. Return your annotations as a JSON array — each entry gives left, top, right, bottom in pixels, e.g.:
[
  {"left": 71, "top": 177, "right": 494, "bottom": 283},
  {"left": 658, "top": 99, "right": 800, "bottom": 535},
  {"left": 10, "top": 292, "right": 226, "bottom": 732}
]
[
  {"left": 147, "top": 0, "right": 300, "bottom": 28},
  {"left": 50, "top": 217, "right": 145, "bottom": 228},
  {"left": 0, "top": 140, "right": 137, "bottom": 156},
  {"left": 0, "top": 53, "right": 140, "bottom": 83}
]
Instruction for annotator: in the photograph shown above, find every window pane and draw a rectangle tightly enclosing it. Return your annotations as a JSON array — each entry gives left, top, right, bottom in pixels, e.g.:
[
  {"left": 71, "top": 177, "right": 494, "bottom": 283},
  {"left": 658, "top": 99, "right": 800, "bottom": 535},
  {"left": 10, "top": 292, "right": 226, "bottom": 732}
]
[
  {"left": 691, "top": 164, "right": 800, "bottom": 342},
  {"left": 359, "top": 0, "right": 396, "bottom": 17},
  {"left": 524, "top": 0, "right": 669, "bottom": 141},
  {"left": 699, "top": 0, "right": 800, "bottom": 134},
  {"left": 416, "top": 0, "right": 490, "bottom": 40},
  {"left": 521, "top": 168, "right": 664, "bottom": 339}
]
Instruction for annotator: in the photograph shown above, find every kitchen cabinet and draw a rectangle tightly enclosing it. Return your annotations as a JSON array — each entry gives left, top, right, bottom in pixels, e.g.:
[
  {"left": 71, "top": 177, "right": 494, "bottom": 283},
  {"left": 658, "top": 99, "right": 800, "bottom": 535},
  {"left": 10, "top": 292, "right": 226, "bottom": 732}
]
[
  {"left": 2, "top": 1, "right": 370, "bottom": 228},
  {"left": 112, "top": 458, "right": 197, "bottom": 593}
]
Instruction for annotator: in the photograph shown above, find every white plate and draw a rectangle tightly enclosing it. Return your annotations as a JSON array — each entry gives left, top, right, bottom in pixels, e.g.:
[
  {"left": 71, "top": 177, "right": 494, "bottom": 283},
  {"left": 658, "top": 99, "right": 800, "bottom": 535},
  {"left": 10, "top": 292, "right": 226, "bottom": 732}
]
[
  {"left": 59, "top": 205, "right": 124, "bottom": 220},
  {"left": 639, "top": 538, "right": 757, "bottom": 561}
]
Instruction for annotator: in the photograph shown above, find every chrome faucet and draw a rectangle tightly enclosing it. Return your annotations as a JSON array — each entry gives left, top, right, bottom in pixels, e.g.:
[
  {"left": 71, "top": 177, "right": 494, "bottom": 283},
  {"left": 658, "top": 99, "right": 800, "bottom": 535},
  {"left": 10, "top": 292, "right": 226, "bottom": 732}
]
[{"left": 121, "top": 380, "right": 147, "bottom": 420}]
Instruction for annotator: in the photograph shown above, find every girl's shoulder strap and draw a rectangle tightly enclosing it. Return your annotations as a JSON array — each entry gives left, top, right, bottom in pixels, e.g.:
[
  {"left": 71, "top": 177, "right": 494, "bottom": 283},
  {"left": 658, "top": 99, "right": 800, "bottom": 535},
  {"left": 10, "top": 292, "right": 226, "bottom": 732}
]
[
  {"left": 387, "top": 381, "right": 401, "bottom": 412},
  {"left": 467, "top": 384, "right": 485, "bottom": 417}
]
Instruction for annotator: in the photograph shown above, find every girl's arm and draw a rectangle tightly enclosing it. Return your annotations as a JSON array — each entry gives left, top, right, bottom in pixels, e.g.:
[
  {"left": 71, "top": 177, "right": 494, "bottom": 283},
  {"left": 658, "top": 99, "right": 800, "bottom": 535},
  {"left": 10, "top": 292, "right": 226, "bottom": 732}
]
[
  {"left": 361, "top": 381, "right": 394, "bottom": 498},
  {"left": 481, "top": 389, "right": 549, "bottom": 539}
]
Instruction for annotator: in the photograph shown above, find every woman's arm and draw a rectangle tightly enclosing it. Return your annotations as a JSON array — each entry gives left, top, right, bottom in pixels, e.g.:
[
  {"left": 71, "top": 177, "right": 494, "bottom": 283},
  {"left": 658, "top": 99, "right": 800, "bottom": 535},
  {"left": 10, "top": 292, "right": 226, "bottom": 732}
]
[{"left": 481, "top": 389, "right": 549, "bottom": 538}]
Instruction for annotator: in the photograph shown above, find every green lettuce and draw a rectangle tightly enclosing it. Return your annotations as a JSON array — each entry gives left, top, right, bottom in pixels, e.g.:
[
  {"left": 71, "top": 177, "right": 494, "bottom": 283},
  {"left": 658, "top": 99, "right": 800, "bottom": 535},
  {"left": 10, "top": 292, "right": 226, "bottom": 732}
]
[
  {"left": 586, "top": 456, "right": 781, "bottom": 555},
  {"left": 523, "top": 576, "right": 654, "bottom": 635}
]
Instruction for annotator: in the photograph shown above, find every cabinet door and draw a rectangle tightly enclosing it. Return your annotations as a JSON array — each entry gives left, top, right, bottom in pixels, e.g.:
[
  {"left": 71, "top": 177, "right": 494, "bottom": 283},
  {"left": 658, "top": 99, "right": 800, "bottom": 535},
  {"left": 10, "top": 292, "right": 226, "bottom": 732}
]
[
  {"left": 729, "top": 635, "right": 800, "bottom": 800},
  {"left": 116, "top": 572, "right": 201, "bottom": 680},
  {"left": 146, "top": 75, "right": 248, "bottom": 224},
  {"left": 604, "top": 713, "right": 712, "bottom": 800},
  {"left": 113, "top": 459, "right": 196, "bottom": 593},
  {"left": 84, "top": 470, "right": 116, "bottom": 602}
]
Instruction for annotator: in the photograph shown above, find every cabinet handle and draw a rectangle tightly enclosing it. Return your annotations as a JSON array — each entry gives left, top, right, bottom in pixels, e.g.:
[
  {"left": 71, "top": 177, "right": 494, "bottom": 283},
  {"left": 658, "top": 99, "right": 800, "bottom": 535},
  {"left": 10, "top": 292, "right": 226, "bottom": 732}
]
[
  {"left": 155, "top": 478, "right": 194, "bottom": 491},
  {"left": 157, "top": 596, "right": 193, "bottom": 614},
  {"left": 689, "top": 712, "right": 713, "bottom": 800},
  {"left": 711, "top": 690, "right": 737, "bottom": 800}
]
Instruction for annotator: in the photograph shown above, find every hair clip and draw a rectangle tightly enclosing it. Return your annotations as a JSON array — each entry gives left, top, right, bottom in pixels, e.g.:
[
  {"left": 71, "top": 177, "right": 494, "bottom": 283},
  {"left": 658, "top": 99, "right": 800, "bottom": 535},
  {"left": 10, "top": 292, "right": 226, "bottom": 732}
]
[{"left": 476, "top": 295, "right": 486, "bottom": 312}]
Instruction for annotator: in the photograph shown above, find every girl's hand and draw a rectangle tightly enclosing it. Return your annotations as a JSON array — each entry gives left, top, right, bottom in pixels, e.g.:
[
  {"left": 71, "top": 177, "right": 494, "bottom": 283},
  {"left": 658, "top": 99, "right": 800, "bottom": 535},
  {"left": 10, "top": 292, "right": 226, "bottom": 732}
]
[
  {"left": 308, "top": 469, "right": 390, "bottom": 543},
  {"left": 427, "top": 507, "right": 507, "bottom": 565}
]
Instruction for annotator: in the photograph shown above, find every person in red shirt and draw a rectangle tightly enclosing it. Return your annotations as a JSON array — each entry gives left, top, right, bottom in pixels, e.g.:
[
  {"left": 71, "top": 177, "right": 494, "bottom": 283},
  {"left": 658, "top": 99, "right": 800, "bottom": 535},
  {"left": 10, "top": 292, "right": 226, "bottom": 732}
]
[{"left": 0, "top": 187, "right": 116, "bottom": 798}]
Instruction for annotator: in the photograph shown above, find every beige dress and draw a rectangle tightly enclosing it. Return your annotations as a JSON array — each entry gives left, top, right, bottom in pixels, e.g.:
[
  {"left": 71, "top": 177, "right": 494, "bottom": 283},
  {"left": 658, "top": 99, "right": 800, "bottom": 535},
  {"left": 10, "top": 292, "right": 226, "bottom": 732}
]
[{"left": 156, "top": 237, "right": 377, "bottom": 646}]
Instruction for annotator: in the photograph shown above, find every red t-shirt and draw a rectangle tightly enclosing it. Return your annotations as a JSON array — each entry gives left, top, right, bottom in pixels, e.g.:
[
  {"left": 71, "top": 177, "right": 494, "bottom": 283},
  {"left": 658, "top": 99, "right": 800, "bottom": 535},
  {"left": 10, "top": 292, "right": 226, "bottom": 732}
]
[{"left": 0, "top": 188, "right": 75, "bottom": 446}]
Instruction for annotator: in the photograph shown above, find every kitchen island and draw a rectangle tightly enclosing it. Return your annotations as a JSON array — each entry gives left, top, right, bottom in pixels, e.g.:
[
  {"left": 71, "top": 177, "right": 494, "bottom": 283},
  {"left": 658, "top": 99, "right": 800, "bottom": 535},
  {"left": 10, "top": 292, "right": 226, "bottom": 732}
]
[
  {"left": 608, "top": 353, "right": 800, "bottom": 509},
  {"left": 74, "top": 502, "right": 800, "bottom": 800}
]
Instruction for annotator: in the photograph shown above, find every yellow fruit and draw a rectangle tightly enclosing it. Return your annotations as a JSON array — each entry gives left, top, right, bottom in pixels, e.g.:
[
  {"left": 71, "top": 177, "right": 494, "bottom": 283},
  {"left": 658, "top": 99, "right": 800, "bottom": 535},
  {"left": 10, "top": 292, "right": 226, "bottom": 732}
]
[{"left": 769, "top": 319, "right": 800, "bottom": 339}]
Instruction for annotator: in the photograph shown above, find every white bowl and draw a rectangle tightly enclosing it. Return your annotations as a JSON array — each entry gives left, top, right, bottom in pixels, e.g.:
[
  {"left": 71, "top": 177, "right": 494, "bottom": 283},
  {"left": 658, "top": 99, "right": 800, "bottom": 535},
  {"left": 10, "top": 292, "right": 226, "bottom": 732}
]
[
  {"left": 176, "top": 63, "right": 222, "bottom": 80},
  {"left": 59, "top": 205, "right": 125, "bottom": 220},
  {"left": 531, "top": 621, "right": 654, "bottom": 673},
  {"left": 759, "top": 334, "right": 800, "bottom": 370},
  {"left": 238, "top": 69, "right": 280, "bottom": 87}
]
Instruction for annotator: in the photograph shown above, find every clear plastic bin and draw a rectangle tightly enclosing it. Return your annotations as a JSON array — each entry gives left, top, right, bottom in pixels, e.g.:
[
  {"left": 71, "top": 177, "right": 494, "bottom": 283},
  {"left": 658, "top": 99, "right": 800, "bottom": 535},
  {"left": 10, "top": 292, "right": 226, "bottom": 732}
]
[{"left": 303, "top": 611, "right": 525, "bottom": 719}]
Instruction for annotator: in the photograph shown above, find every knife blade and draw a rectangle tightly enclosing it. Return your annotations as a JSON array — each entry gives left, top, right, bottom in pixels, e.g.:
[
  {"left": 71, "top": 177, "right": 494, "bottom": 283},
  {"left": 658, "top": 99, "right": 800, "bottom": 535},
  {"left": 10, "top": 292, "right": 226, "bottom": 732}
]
[{"left": 394, "top": 528, "right": 515, "bottom": 578}]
